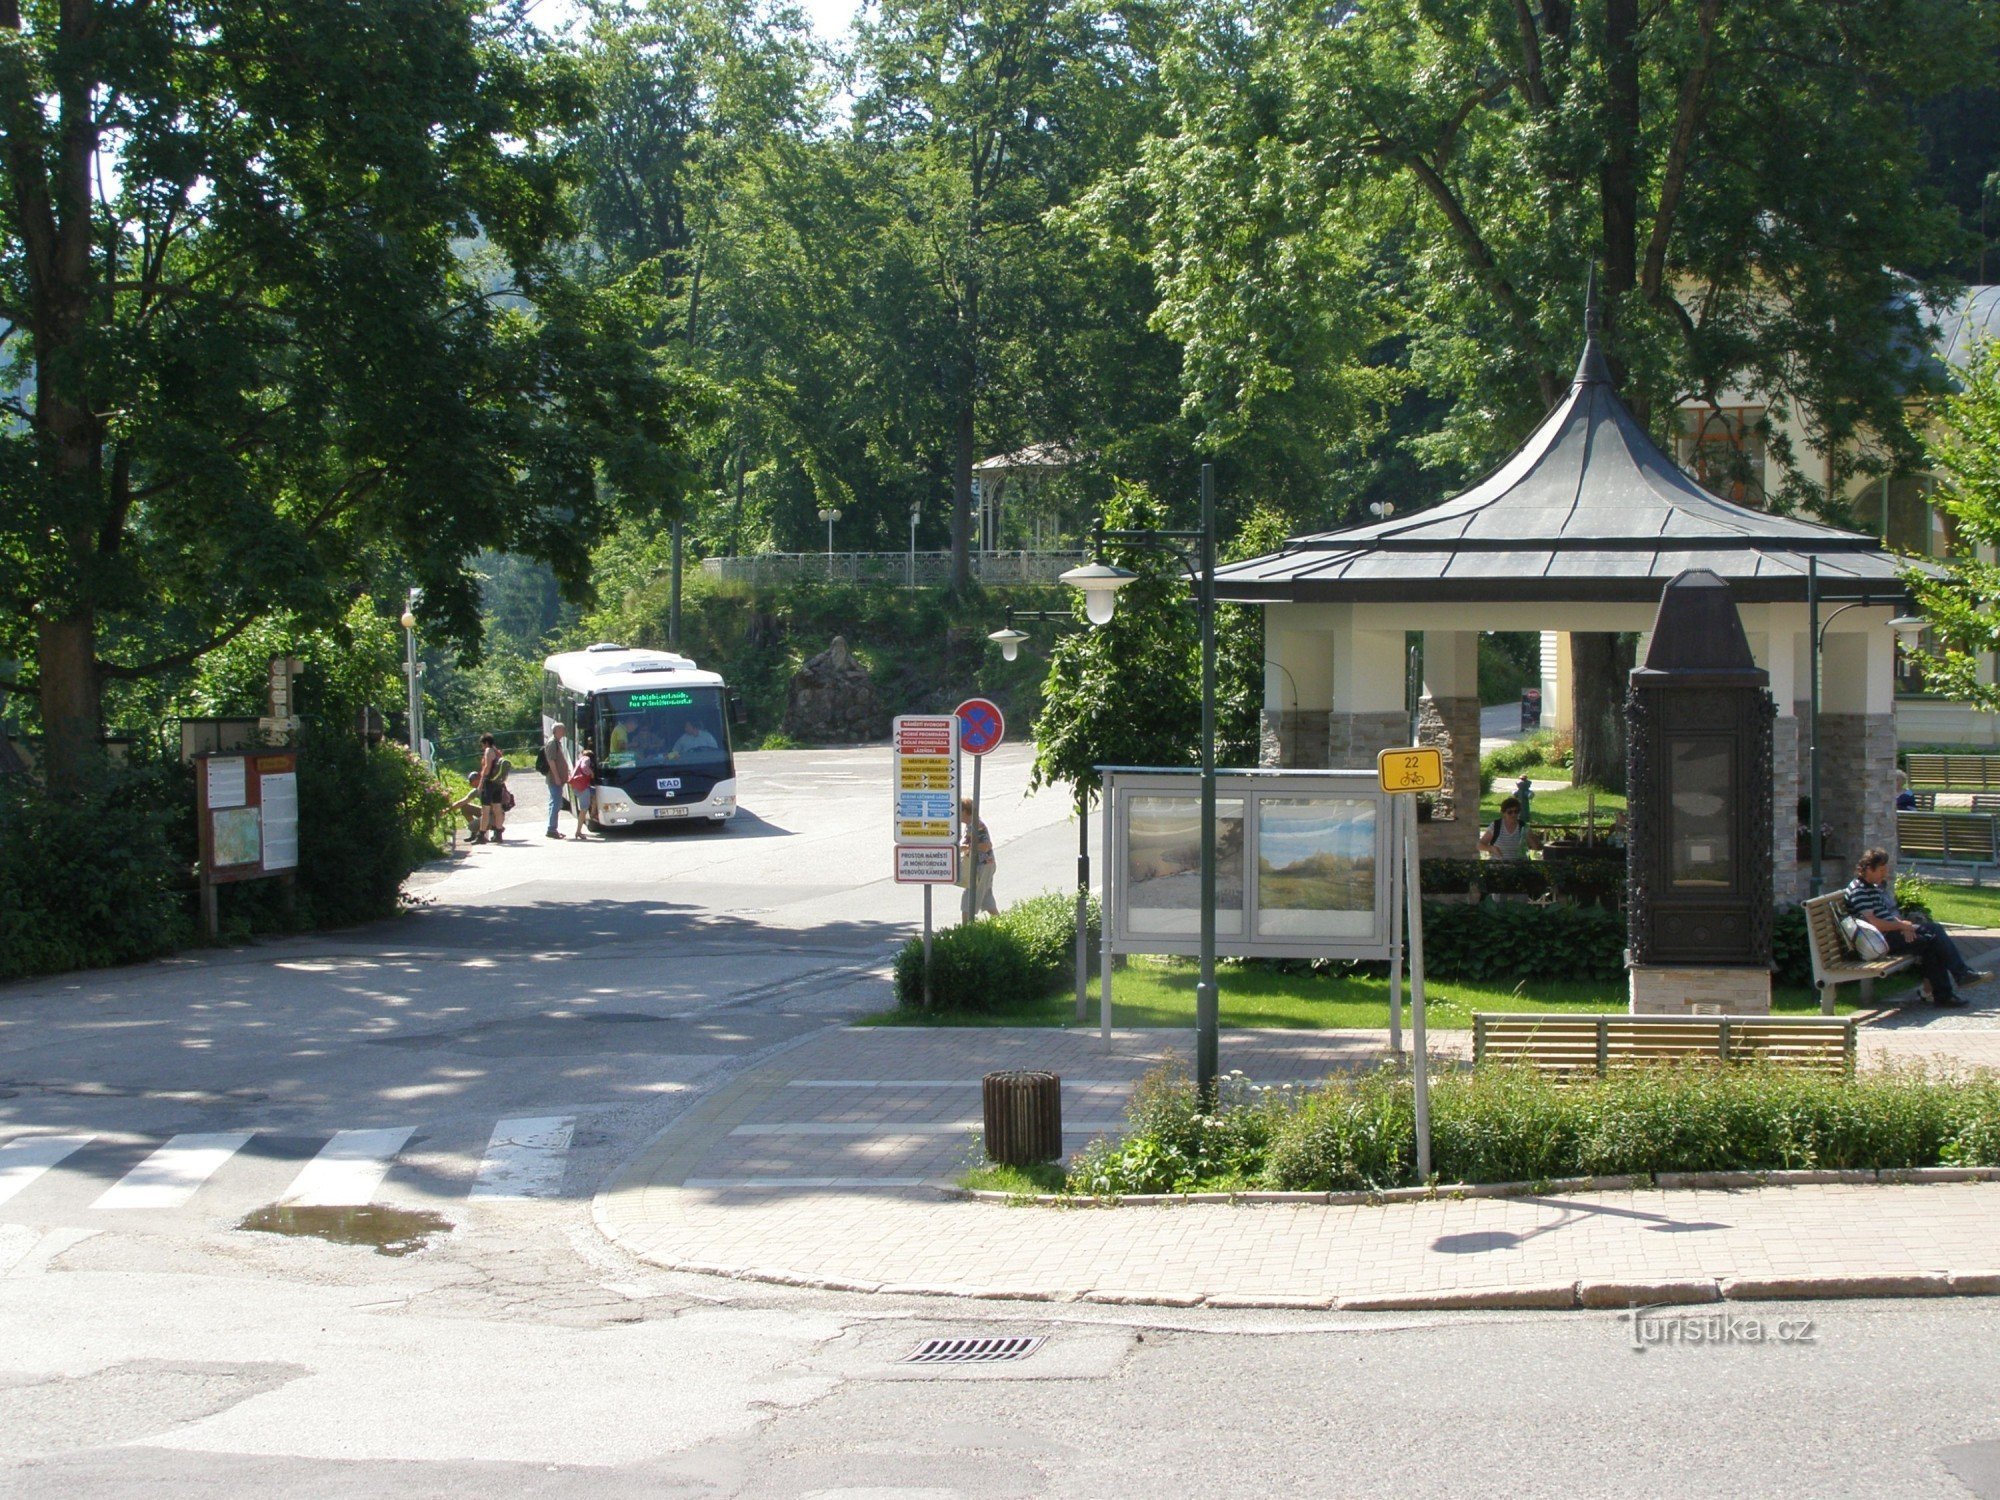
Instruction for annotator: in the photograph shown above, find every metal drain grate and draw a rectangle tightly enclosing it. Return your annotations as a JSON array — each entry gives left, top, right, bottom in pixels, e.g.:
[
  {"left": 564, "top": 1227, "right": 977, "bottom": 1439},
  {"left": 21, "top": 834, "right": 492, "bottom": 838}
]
[{"left": 902, "top": 1336, "right": 1046, "bottom": 1365}]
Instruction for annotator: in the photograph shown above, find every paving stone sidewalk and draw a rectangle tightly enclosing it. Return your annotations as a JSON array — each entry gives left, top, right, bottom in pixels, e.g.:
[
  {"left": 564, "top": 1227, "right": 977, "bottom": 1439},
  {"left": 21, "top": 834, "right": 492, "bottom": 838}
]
[{"left": 594, "top": 1009, "right": 2000, "bottom": 1308}]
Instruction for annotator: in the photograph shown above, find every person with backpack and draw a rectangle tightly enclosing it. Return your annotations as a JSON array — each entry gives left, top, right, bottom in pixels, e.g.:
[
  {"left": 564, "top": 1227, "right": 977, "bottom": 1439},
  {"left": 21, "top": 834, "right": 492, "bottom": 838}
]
[
  {"left": 1479, "top": 796, "right": 1538, "bottom": 862},
  {"left": 538, "top": 723, "right": 572, "bottom": 839},
  {"left": 567, "top": 746, "right": 596, "bottom": 839},
  {"left": 473, "top": 733, "right": 510, "bottom": 844}
]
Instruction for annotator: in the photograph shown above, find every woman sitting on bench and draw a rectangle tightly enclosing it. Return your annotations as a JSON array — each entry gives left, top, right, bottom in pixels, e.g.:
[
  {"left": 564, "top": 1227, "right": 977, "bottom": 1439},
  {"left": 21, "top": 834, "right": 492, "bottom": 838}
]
[{"left": 1844, "top": 848, "right": 1990, "bottom": 1008}]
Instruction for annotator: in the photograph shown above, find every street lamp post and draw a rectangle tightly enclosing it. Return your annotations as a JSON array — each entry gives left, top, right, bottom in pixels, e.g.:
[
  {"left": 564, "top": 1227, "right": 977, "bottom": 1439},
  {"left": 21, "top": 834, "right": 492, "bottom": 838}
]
[
  {"left": 817, "top": 506, "right": 842, "bottom": 571},
  {"left": 1804, "top": 554, "right": 1927, "bottom": 896},
  {"left": 908, "top": 504, "right": 922, "bottom": 589},
  {"left": 1060, "top": 463, "right": 1221, "bottom": 1099},
  {"left": 989, "top": 607, "right": 1095, "bottom": 1020},
  {"left": 400, "top": 588, "right": 425, "bottom": 761}
]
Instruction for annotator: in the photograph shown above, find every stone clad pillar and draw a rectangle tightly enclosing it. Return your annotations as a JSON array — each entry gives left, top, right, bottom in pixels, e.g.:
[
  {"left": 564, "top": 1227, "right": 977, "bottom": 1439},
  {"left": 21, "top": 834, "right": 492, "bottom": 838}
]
[
  {"left": 1751, "top": 624, "right": 1802, "bottom": 905},
  {"left": 1418, "top": 631, "right": 1482, "bottom": 862},
  {"left": 1327, "top": 625, "right": 1408, "bottom": 768},
  {"left": 1817, "top": 623, "right": 1899, "bottom": 876},
  {"left": 1260, "top": 612, "right": 1333, "bottom": 768}
]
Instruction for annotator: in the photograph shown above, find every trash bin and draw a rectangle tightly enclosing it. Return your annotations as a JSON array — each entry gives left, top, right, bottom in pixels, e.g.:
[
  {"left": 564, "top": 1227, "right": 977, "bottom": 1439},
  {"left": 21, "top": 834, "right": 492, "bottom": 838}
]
[
  {"left": 981, "top": 1071, "right": 1062, "bottom": 1166},
  {"left": 1520, "top": 688, "right": 1542, "bottom": 730}
]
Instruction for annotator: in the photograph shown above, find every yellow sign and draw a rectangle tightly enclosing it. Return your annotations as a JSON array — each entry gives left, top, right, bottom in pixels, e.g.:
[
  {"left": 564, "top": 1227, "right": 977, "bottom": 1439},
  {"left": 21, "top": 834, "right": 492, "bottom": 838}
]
[{"left": 1377, "top": 746, "right": 1444, "bottom": 794}]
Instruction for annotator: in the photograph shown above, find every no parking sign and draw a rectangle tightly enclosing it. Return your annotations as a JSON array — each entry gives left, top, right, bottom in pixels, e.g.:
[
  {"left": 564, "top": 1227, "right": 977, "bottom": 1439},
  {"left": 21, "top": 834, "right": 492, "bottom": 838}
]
[{"left": 955, "top": 697, "right": 1005, "bottom": 756}]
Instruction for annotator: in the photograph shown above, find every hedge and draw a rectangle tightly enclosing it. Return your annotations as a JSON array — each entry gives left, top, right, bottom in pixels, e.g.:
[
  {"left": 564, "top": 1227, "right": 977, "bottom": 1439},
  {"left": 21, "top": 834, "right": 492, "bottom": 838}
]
[
  {"left": 1065, "top": 1061, "right": 2000, "bottom": 1195},
  {"left": 892, "top": 888, "right": 1100, "bottom": 1011},
  {"left": 0, "top": 732, "right": 450, "bottom": 984}
]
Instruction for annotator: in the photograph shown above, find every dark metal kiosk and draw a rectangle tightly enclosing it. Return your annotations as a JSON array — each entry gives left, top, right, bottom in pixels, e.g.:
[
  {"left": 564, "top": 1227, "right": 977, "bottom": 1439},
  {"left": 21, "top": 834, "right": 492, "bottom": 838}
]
[{"left": 1626, "top": 569, "right": 1776, "bottom": 1014}]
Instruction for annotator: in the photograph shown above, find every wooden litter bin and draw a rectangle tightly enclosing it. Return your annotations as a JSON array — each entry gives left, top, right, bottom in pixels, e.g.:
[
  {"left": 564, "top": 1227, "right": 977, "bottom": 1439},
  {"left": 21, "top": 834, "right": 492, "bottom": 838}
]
[{"left": 981, "top": 1071, "right": 1062, "bottom": 1165}]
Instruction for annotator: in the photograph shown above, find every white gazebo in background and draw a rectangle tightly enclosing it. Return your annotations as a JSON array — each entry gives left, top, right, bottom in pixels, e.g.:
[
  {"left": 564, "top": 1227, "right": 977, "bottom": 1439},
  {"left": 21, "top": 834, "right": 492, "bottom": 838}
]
[
  {"left": 972, "top": 442, "right": 1080, "bottom": 553},
  {"left": 1216, "top": 334, "right": 1937, "bottom": 901}
]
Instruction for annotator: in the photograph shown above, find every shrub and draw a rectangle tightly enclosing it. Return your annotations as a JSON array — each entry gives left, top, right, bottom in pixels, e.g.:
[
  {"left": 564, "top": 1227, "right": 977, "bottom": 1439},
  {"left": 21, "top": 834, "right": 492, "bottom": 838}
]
[
  {"left": 0, "top": 767, "right": 194, "bottom": 981},
  {"left": 1068, "top": 1063, "right": 1288, "bottom": 1194},
  {"left": 1065, "top": 1060, "right": 2000, "bottom": 1194},
  {"left": 293, "top": 732, "right": 451, "bottom": 927},
  {"left": 1771, "top": 905, "right": 1813, "bottom": 988},
  {"left": 1418, "top": 900, "right": 1627, "bottom": 982},
  {"left": 892, "top": 888, "right": 1100, "bottom": 1011}
]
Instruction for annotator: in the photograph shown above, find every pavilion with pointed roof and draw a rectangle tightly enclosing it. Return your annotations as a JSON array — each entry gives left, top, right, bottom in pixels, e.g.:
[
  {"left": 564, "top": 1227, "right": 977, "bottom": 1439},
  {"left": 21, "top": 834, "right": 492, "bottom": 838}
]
[{"left": 1216, "top": 333, "right": 1935, "bottom": 896}]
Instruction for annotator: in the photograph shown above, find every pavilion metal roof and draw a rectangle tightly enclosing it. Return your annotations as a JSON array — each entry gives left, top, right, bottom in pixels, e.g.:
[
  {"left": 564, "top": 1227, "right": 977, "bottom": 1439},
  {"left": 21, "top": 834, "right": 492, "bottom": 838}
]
[{"left": 1215, "top": 337, "right": 1937, "bottom": 606}]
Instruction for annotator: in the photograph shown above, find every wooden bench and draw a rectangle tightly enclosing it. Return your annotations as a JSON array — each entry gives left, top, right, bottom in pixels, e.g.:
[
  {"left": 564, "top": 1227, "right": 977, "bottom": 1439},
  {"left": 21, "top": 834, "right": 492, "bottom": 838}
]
[
  {"left": 1471, "top": 1013, "right": 1855, "bottom": 1076},
  {"left": 1905, "top": 753, "right": 2000, "bottom": 790},
  {"left": 1972, "top": 794, "right": 2000, "bottom": 815},
  {"left": 1896, "top": 810, "right": 2000, "bottom": 883},
  {"left": 1802, "top": 891, "right": 1918, "bottom": 1014}
]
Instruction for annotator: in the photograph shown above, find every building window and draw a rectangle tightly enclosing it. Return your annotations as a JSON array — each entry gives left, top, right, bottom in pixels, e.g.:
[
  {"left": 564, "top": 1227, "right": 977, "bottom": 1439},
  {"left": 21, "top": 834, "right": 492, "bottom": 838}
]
[
  {"left": 1874, "top": 474, "right": 1946, "bottom": 558},
  {"left": 1677, "top": 407, "right": 1768, "bottom": 504}
]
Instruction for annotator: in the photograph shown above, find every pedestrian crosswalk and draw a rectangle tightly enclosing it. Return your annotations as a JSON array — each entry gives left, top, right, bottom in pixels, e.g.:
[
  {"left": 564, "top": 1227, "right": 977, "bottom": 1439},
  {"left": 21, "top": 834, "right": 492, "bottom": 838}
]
[{"left": 0, "top": 1114, "right": 587, "bottom": 1221}]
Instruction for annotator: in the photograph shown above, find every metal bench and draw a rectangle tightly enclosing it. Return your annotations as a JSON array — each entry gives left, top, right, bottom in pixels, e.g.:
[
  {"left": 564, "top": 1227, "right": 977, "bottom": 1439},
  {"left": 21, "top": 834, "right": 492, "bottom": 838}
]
[
  {"left": 1471, "top": 1013, "right": 1855, "bottom": 1076},
  {"left": 1801, "top": 891, "right": 1918, "bottom": 1014},
  {"left": 1896, "top": 810, "right": 2000, "bottom": 883},
  {"left": 1905, "top": 753, "right": 2000, "bottom": 790}
]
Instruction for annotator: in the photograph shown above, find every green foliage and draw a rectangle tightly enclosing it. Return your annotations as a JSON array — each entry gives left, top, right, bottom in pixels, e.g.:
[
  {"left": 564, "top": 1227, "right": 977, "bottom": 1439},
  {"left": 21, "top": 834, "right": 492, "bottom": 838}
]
[
  {"left": 1030, "top": 482, "right": 1199, "bottom": 795},
  {"left": 1066, "top": 1061, "right": 2000, "bottom": 1195},
  {"left": 291, "top": 734, "right": 453, "bottom": 928},
  {"left": 0, "top": 768, "right": 194, "bottom": 982},
  {"left": 892, "top": 888, "right": 1100, "bottom": 1012},
  {"left": 1, "top": 0, "right": 713, "bottom": 773},
  {"left": 1481, "top": 731, "right": 1573, "bottom": 784},
  {"left": 1418, "top": 901, "right": 1626, "bottom": 983},
  {"left": 1915, "top": 342, "right": 2000, "bottom": 710},
  {"left": 1118, "top": 0, "right": 1992, "bottom": 506},
  {"left": 1477, "top": 634, "right": 1541, "bottom": 708}
]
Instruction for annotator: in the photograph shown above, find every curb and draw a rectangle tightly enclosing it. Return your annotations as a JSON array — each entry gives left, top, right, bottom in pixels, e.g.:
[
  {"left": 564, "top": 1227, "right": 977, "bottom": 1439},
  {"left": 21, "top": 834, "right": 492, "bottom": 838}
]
[
  {"left": 943, "top": 1164, "right": 2000, "bottom": 1208},
  {"left": 613, "top": 1259, "right": 2000, "bottom": 1313}
]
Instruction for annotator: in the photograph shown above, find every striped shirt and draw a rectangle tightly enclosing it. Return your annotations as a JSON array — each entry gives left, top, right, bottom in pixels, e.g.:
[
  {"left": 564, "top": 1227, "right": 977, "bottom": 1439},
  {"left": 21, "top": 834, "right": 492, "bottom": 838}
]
[{"left": 1843, "top": 877, "right": 1899, "bottom": 924}]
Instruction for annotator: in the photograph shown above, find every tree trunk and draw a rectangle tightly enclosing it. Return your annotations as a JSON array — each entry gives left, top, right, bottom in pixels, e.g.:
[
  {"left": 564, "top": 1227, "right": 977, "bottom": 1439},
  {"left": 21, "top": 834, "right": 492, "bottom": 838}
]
[
  {"left": 1599, "top": 0, "right": 1640, "bottom": 383},
  {"left": 951, "top": 395, "right": 974, "bottom": 596},
  {"left": 1570, "top": 631, "right": 1634, "bottom": 794},
  {"left": 37, "top": 611, "right": 100, "bottom": 790}
]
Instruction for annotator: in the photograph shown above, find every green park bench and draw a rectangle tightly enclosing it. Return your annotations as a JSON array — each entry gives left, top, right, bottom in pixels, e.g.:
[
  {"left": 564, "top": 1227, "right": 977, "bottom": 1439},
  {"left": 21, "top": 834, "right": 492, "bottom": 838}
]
[{"left": 1471, "top": 1012, "right": 1855, "bottom": 1076}]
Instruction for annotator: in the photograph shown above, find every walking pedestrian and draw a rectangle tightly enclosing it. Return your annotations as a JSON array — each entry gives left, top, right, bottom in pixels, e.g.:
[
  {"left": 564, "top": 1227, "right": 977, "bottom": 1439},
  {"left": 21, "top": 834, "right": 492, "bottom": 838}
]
[
  {"left": 958, "top": 795, "right": 998, "bottom": 918},
  {"left": 539, "top": 722, "right": 573, "bottom": 839}
]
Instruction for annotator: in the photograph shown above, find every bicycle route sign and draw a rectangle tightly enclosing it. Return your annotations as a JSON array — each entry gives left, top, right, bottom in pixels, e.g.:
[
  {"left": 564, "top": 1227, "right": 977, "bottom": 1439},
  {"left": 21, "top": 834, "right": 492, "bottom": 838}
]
[{"left": 955, "top": 697, "right": 1005, "bottom": 757}]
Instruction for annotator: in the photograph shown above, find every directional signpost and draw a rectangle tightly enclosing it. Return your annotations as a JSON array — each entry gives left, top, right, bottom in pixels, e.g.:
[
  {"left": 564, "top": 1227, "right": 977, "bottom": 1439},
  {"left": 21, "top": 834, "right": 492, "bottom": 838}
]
[
  {"left": 894, "top": 715, "right": 960, "bottom": 1007},
  {"left": 1377, "top": 746, "right": 1444, "bottom": 1182},
  {"left": 954, "top": 699, "right": 1005, "bottom": 924}
]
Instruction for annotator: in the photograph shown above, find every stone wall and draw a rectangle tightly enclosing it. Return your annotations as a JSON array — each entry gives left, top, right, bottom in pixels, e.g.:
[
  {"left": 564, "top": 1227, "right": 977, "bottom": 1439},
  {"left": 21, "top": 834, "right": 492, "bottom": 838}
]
[
  {"left": 1414, "top": 693, "right": 1482, "bottom": 862},
  {"left": 1327, "top": 711, "right": 1409, "bottom": 768},
  {"left": 1259, "top": 710, "right": 1331, "bottom": 769}
]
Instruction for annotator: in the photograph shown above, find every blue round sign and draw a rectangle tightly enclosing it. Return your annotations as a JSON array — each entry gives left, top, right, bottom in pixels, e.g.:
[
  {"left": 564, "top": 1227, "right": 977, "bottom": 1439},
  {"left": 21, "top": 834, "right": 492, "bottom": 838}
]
[{"left": 955, "top": 697, "right": 1006, "bottom": 756}]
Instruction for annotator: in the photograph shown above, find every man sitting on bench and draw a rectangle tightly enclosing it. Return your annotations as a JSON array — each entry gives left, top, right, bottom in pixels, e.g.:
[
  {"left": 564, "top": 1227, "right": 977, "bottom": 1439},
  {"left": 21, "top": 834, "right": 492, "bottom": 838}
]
[{"left": 1844, "top": 847, "right": 1990, "bottom": 1008}]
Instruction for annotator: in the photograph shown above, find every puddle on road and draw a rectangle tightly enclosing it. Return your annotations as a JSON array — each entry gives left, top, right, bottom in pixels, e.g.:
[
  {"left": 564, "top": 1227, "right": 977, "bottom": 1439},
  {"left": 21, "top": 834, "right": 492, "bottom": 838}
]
[{"left": 236, "top": 1203, "right": 452, "bottom": 1257}]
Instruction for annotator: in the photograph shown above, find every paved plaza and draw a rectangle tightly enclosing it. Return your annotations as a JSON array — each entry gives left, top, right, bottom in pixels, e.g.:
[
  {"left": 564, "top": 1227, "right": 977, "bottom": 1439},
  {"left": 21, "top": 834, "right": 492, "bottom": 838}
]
[{"left": 597, "top": 989, "right": 2000, "bottom": 1308}]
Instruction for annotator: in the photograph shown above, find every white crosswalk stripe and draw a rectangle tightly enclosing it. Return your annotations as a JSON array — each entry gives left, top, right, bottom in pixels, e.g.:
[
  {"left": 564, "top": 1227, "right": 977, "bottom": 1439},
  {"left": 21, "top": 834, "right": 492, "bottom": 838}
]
[
  {"left": 280, "top": 1126, "right": 417, "bottom": 1207},
  {"left": 93, "top": 1132, "right": 255, "bottom": 1210},
  {"left": 468, "top": 1116, "right": 576, "bottom": 1200},
  {"left": 0, "top": 1135, "right": 96, "bottom": 1206}
]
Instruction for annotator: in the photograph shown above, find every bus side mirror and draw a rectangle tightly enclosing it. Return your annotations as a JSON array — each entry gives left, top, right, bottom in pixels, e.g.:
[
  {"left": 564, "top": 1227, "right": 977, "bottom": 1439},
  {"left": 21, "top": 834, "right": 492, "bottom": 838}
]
[
  {"left": 577, "top": 708, "right": 595, "bottom": 743},
  {"left": 729, "top": 694, "right": 748, "bottom": 726}
]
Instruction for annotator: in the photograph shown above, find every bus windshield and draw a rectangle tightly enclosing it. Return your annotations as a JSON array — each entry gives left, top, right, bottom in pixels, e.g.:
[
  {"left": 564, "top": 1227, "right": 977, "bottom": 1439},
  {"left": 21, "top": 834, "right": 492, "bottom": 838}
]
[{"left": 598, "top": 687, "right": 730, "bottom": 772}]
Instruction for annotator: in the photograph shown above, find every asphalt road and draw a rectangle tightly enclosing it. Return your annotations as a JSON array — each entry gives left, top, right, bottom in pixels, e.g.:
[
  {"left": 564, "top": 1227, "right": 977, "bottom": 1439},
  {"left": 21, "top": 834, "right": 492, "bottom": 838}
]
[{"left": 3, "top": 744, "right": 1999, "bottom": 1497}]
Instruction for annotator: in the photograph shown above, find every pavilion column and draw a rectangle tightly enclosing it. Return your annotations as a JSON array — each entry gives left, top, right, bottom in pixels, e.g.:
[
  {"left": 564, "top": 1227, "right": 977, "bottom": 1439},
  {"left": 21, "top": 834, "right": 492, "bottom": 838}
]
[
  {"left": 1817, "top": 624, "right": 1899, "bottom": 879},
  {"left": 1327, "top": 624, "right": 1408, "bottom": 768},
  {"left": 1418, "top": 631, "right": 1482, "bottom": 862},
  {"left": 1539, "top": 632, "right": 1573, "bottom": 735},
  {"left": 1260, "top": 612, "right": 1333, "bottom": 768},
  {"left": 1752, "top": 625, "right": 1803, "bottom": 905}
]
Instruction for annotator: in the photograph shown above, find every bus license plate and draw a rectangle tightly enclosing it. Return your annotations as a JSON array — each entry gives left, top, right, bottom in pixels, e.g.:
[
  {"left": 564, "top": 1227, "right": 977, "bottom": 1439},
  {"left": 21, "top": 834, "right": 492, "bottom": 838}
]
[{"left": 654, "top": 806, "right": 690, "bottom": 819}]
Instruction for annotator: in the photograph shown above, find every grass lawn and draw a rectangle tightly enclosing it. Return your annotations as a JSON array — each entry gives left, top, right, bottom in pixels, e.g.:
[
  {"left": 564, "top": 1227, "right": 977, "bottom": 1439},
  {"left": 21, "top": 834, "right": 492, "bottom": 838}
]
[
  {"left": 1478, "top": 784, "right": 1627, "bottom": 825},
  {"left": 1487, "top": 760, "right": 1576, "bottom": 784},
  {"left": 1914, "top": 881, "right": 2000, "bottom": 930},
  {"left": 861, "top": 954, "right": 1838, "bottom": 1029}
]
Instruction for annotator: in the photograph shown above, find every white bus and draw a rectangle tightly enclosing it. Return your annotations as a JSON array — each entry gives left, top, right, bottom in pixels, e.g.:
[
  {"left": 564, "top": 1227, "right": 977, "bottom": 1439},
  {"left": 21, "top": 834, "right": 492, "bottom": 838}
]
[{"left": 541, "top": 644, "right": 739, "bottom": 831}]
